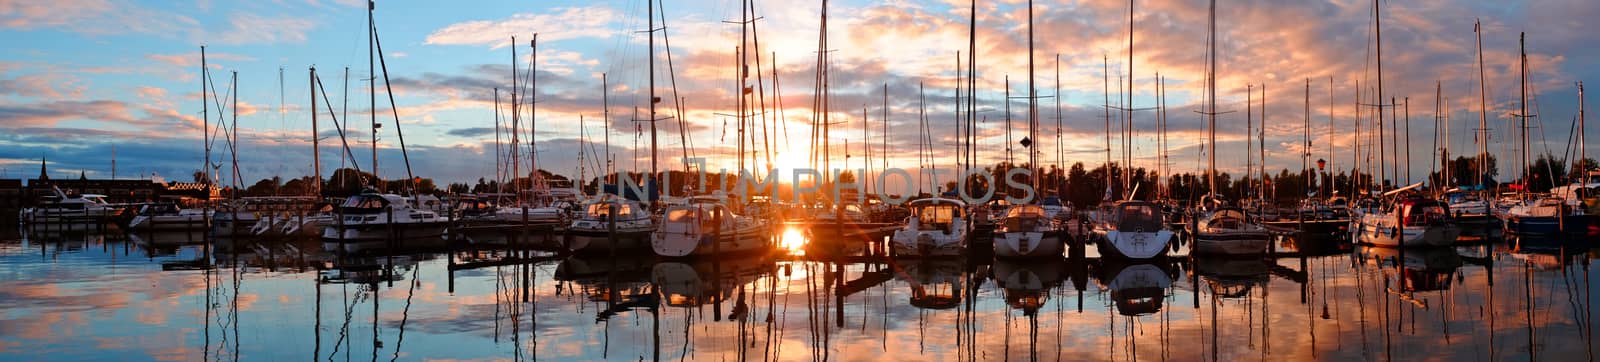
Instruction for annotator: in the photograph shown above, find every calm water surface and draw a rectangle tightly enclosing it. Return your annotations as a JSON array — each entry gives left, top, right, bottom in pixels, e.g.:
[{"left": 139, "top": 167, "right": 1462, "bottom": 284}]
[{"left": 1, "top": 223, "right": 1597, "bottom": 361}]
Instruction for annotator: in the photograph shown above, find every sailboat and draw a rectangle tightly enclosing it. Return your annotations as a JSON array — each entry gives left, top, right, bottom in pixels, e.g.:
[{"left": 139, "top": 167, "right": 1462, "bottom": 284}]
[
  {"left": 993, "top": 0, "right": 1066, "bottom": 259},
  {"left": 1445, "top": 19, "right": 1497, "bottom": 229},
  {"left": 566, "top": 194, "right": 653, "bottom": 254},
  {"left": 1350, "top": 0, "right": 1460, "bottom": 247},
  {"left": 1264, "top": 79, "right": 1349, "bottom": 235},
  {"left": 1503, "top": 35, "right": 1594, "bottom": 236},
  {"left": 320, "top": 1, "right": 448, "bottom": 251},
  {"left": 1188, "top": 0, "right": 1270, "bottom": 255},
  {"left": 649, "top": 0, "right": 771, "bottom": 258},
  {"left": 1089, "top": 0, "right": 1172, "bottom": 260}
]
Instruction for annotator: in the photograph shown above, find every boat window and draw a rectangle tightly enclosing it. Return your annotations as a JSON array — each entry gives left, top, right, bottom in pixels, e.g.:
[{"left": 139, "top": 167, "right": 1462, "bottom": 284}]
[
  {"left": 666, "top": 209, "right": 695, "bottom": 223},
  {"left": 918, "top": 205, "right": 958, "bottom": 224},
  {"left": 1117, "top": 204, "right": 1163, "bottom": 230},
  {"left": 1005, "top": 205, "right": 1046, "bottom": 219},
  {"left": 341, "top": 196, "right": 387, "bottom": 209}
]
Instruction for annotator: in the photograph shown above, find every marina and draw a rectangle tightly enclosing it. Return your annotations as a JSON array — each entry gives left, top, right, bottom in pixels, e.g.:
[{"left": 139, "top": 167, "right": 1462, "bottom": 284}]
[{"left": 5, "top": 0, "right": 1600, "bottom": 360}]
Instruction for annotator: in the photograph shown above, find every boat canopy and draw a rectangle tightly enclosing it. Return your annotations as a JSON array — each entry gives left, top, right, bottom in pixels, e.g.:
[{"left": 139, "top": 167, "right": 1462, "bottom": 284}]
[{"left": 1114, "top": 201, "right": 1164, "bottom": 231}]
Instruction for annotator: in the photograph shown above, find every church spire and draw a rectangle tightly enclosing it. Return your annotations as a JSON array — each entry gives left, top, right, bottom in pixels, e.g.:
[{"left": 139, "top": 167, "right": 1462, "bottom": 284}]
[{"left": 38, "top": 157, "right": 48, "bottom": 181}]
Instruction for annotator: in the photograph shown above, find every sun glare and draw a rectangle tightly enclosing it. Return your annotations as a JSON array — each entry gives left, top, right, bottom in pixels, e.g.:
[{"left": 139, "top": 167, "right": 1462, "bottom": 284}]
[{"left": 779, "top": 226, "right": 808, "bottom": 256}]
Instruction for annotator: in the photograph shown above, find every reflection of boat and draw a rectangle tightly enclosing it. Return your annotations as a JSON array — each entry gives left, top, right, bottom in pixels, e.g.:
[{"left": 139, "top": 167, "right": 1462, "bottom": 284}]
[
  {"left": 1098, "top": 260, "right": 1173, "bottom": 316},
  {"left": 992, "top": 204, "right": 1065, "bottom": 258},
  {"left": 651, "top": 257, "right": 772, "bottom": 308},
  {"left": 130, "top": 230, "right": 209, "bottom": 256},
  {"left": 990, "top": 258, "right": 1064, "bottom": 313},
  {"left": 893, "top": 257, "right": 970, "bottom": 309},
  {"left": 1090, "top": 200, "right": 1173, "bottom": 259},
  {"left": 566, "top": 196, "right": 654, "bottom": 254},
  {"left": 1195, "top": 257, "right": 1269, "bottom": 299},
  {"left": 890, "top": 197, "right": 969, "bottom": 257},
  {"left": 651, "top": 196, "right": 772, "bottom": 257},
  {"left": 554, "top": 253, "right": 657, "bottom": 282},
  {"left": 1357, "top": 245, "right": 1462, "bottom": 292},
  {"left": 1280, "top": 232, "right": 1352, "bottom": 256}
]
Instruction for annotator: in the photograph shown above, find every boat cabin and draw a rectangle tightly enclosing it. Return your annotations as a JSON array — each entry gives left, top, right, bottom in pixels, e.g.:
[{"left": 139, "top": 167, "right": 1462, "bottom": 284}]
[{"left": 907, "top": 198, "right": 966, "bottom": 231}]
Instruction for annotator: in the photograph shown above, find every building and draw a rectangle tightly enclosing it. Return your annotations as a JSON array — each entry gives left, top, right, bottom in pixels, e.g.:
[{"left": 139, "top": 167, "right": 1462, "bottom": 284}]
[
  {"left": 22, "top": 158, "right": 217, "bottom": 206},
  {"left": 0, "top": 179, "right": 21, "bottom": 209}
]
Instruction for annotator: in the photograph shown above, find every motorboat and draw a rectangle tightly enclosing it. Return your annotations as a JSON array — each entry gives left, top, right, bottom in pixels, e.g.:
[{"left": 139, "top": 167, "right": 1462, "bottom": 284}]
[
  {"left": 23, "top": 188, "right": 124, "bottom": 224},
  {"left": 1190, "top": 205, "right": 1271, "bottom": 256},
  {"left": 1090, "top": 200, "right": 1173, "bottom": 259},
  {"left": 566, "top": 195, "right": 655, "bottom": 254},
  {"left": 889, "top": 197, "right": 969, "bottom": 257},
  {"left": 320, "top": 191, "right": 448, "bottom": 252},
  {"left": 1441, "top": 188, "right": 1492, "bottom": 223},
  {"left": 1350, "top": 184, "right": 1460, "bottom": 247},
  {"left": 651, "top": 195, "right": 772, "bottom": 257},
  {"left": 1503, "top": 196, "right": 1591, "bottom": 236},
  {"left": 128, "top": 203, "right": 209, "bottom": 231},
  {"left": 992, "top": 204, "right": 1065, "bottom": 258}
]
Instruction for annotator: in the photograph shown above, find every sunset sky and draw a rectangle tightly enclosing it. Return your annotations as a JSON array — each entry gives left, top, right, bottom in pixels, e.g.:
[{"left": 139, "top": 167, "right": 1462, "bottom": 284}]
[{"left": 2, "top": 0, "right": 1596, "bottom": 188}]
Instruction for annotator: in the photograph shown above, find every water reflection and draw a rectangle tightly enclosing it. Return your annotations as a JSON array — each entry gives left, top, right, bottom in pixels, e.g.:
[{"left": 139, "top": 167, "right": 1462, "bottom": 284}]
[{"left": 2, "top": 223, "right": 1599, "bottom": 360}]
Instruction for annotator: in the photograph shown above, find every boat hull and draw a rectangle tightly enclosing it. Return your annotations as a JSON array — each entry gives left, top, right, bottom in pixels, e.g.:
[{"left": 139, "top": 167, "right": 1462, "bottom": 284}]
[
  {"left": 1352, "top": 215, "right": 1460, "bottom": 247},
  {"left": 1095, "top": 230, "right": 1173, "bottom": 260},
  {"left": 1504, "top": 214, "right": 1594, "bottom": 236},
  {"left": 651, "top": 224, "right": 772, "bottom": 258},
  {"left": 566, "top": 226, "right": 654, "bottom": 254},
  {"left": 890, "top": 230, "right": 967, "bottom": 257},
  {"left": 992, "top": 231, "right": 1064, "bottom": 258}
]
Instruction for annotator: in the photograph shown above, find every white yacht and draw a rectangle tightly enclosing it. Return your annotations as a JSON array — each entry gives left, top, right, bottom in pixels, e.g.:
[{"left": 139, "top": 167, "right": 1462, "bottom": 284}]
[
  {"left": 566, "top": 195, "right": 654, "bottom": 254},
  {"left": 23, "top": 188, "right": 124, "bottom": 224},
  {"left": 890, "top": 197, "right": 969, "bottom": 257},
  {"left": 651, "top": 195, "right": 771, "bottom": 257},
  {"left": 992, "top": 204, "right": 1064, "bottom": 258},
  {"left": 321, "top": 191, "right": 448, "bottom": 252},
  {"left": 128, "top": 203, "right": 210, "bottom": 231},
  {"left": 1351, "top": 185, "right": 1459, "bottom": 247},
  {"left": 1090, "top": 200, "right": 1173, "bottom": 259},
  {"left": 1189, "top": 205, "right": 1272, "bottom": 256}
]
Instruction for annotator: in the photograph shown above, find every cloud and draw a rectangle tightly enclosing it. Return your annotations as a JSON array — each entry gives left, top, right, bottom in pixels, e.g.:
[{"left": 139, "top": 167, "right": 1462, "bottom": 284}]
[
  {"left": 423, "top": 6, "right": 620, "bottom": 49},
  {"left": 0, "top": 0, "right": 198, "bottom": 35},
  {"left": 144, "top": 52, "right": 258, "bottom": 69},
  {"left": 446, "top": 127, "right": 494, "bottom": 138},
  {"left": 208, "top": 13, "right": 318, "bottom": 45}
]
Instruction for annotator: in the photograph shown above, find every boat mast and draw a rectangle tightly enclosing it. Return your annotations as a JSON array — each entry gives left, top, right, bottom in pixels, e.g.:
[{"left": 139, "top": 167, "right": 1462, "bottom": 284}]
[
  {"left": 1126, "top": 0, "right": 1135, "bottom": 199},
  {"left": 1204, "top": 0, "right": 1217, "bottom": 200},
  {"left": 1474, "top": 19, "right": 1491, "bottom": 192},
  {"left": 1103, "top": 55, "right": 1114, "bottom": 200},
  {"left": 647, "top": 0, "right": 659, "bottom": 201},
  {"left": 1304, "top": 79, "right": 1310, "bottom": 203},
  {"left": 1027, "top": 0, "right": 1039, "bottom": 194},
  {"left": 510, "top": 36, "right": 520, "bottom": 204},
  {"left": 968, "top": 0, "right": 977, "bottom": 175},
  {"left": 1519, "top": 33, "right": 1528, "bottom": 198},
  {"left": 202, "top": 47, "right": 210, "bottom": 192},
  {"left": 1056, "top": 55, "right": 1064, "bottom": 195},
  {"left": 1374, "top": 0, "right": 1385, "bottom": 192},
  {"left": 368, "top": 0, "right": 378, "bottom": 191},
  {"left": 312, "top": 66, "right": 321, "bottom": 196},
  {"left": 604, "top": 74, "right": 612, "bottom": 186},
  {"left": 492, "top": 88, "right": 499, "bottom": 193}
]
